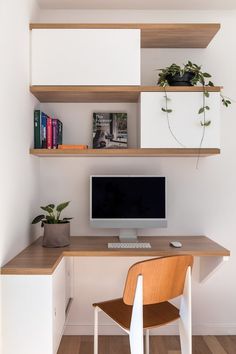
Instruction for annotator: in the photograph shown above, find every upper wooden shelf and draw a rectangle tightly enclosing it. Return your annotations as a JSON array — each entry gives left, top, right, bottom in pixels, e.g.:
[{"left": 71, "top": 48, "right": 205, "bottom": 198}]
[
  {"left": 30, "top": 85, "right": 222, "bottom": 103},
  {"left": 29, "top": 23, "right": 220, "bottom": 48},
  {"left": 30, "top": 148, "right": 220, "bottom": 158}
]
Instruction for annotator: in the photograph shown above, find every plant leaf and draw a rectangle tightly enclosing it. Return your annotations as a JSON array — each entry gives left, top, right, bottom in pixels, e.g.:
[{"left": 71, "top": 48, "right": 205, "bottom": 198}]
[
  {"left": 208, "top": 81, "right": 214, "bottom": 87},
  {"left": 198, "top": 107, "right": 205, "bottom": 114},
  {"left": 204, "top": 91, "right": 210, "bottom": 98},
  {"left": 40, "top": 206, "right": 53, "bottom": 213},
  {"left": 205, "top": 106, "right": 210, "bottom": 110},
  {"left": 201, "top": 120, "right": 211, "bottom": 126},
  {"left": 32, "top": 215, "right": 45, "bottom": 224},
  {"left": 47, "top": 204, "right": 55, "bottom": 209},
  {"left": 46, "top": 215, "right": 55, "bottom": 224},
  {"left": 203, "top": 72, "right": 211, "bottom": 78},
  {"left": 56, "top": 201, "right": 70, "bottom": 212},
  {"left": 166, "top": 109, "right": 172, "bottom": 113},
  {"left": 161, "top": 108, "right": 167, "bottom": 112},
  {"left": 63, "top": 217, "right": 73, "bottom": 221}
]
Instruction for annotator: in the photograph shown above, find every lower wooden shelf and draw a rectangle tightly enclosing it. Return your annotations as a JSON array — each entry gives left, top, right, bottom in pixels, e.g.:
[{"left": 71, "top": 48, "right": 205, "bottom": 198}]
[{"left": 30, "top": 148, "right": 220, "bottom": 157}]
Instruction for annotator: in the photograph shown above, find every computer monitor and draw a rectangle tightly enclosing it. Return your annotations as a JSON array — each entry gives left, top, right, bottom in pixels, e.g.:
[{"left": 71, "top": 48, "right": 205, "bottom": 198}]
[{"left": 90, "top": 175, "right": 167, "bottom": 241}]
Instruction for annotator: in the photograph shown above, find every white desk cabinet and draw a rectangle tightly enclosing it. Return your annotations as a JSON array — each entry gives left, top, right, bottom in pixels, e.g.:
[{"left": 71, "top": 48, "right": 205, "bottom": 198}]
[
  {"left": 31, "top": 29, "right": 140, "bottom": 85},
  {"left": 2, "top": 258, "right": 70, "bottom": 354},
  {"left": 140, "top": 92, "right": 221, "bottom": 148}
]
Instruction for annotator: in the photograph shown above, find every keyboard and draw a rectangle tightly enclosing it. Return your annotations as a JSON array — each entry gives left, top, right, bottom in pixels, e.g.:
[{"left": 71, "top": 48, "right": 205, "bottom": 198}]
[{"left": 108, "top": 242, "right": 151, "bottom": 249}]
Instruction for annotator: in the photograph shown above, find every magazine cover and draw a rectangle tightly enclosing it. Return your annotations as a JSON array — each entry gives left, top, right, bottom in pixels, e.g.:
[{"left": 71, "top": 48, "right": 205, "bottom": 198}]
[{"left": 93, "top": 113, "right": 127, "bottom": 148}]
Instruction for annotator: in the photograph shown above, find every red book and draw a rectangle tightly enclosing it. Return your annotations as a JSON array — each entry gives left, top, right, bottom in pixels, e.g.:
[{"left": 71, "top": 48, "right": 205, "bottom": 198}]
[{"left": 46, "top": 116, "right": 53, "bottom": 149}]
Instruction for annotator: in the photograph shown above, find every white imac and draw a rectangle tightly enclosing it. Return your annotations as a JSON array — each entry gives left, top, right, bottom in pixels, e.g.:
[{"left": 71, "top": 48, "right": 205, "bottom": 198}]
[{"left": 90, "top": 175, "right": 167, "bottom": 241}]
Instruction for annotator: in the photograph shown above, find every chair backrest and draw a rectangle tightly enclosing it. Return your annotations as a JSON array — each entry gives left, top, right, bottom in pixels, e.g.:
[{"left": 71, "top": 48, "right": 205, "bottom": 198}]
[{"left": 123, "top": 255, "right": 193, "bottom": 305}]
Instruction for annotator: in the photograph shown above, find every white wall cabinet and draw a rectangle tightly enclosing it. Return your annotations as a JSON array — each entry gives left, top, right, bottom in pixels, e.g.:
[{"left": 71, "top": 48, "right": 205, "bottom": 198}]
[
  {"left": 31, "top": 29, "right": 140, "bottom": 85},
  {"left": 140, "top": 92, "right": 221, "bottom": 148},
  {"left": 2, "top": 258, "right": 72, "bottom": 354}
]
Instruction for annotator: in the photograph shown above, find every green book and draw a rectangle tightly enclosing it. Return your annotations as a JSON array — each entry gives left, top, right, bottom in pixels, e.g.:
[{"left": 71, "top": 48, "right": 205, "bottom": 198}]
[{"left": 34, "top": 110, "right": 41, "bottom": 148}]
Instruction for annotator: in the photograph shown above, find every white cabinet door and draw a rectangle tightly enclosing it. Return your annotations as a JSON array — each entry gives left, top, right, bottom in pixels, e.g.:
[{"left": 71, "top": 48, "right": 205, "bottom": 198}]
[
  {"left": 31, "top": 29, "right": 140, "bottom": 85},
  {"left": 140, "top": 92, "right": 221, "bottom": 148},
  {"left": 2, "top": 275, "right": 53, "bottom": 354},
  {"left": 52, "top": 259, "right": 66, "bottom": 354}
]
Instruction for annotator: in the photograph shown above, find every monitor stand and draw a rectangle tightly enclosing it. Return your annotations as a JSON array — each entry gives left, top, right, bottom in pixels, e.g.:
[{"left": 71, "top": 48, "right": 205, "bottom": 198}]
[{"left": 119, "top": 229, "right": 138, "bottom": 242}]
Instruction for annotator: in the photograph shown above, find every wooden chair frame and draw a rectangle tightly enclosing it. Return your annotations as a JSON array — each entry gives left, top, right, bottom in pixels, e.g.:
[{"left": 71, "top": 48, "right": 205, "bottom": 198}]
[{"left": 94, "top": 257, "right": 192, "bottom": 354}]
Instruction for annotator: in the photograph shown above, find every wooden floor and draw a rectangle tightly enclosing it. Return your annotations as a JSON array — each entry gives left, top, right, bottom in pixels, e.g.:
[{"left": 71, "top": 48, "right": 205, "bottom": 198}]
[{"left": 58, "top": 335, "right": 236, "bottom": 354}]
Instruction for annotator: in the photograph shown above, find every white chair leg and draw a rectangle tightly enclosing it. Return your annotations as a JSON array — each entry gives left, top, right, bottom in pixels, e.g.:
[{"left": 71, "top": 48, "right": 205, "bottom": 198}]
[
  {"left": 129, "top": 275, "right": 144, "bottom": 354},
  {"left": 94, "top": 306, "right": 99, "bottom": 354},
  {"left": 145, "top": 329, "right": 150, "bottom": 354},
  {"left": 179, "top": 266, "right": 192, "bottom": 354}
]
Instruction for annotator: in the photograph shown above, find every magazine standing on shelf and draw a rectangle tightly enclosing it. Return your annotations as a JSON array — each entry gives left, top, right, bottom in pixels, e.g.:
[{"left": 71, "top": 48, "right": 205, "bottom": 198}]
[{"left": 93, "top": 112, "right": 128, "bottom": 149}]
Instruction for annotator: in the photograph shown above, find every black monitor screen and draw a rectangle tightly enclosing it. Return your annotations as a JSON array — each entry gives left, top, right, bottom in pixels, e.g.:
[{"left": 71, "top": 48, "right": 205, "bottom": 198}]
[{"left": 91, "top": 176, "right": 166, "bottom": 219}]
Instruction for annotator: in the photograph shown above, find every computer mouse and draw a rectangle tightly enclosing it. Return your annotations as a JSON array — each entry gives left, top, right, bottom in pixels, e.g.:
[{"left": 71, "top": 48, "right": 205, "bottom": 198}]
[{"left": 169, "top": 241, "right": 182, "bottom": 248}]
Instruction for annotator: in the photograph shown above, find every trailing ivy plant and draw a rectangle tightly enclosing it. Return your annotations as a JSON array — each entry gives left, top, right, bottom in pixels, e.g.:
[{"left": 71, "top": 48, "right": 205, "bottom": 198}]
[
  {"left": 158, "top": 61, "right": 231, "bottom": 153},
  {"left": 32, "top": 201, "right": 72, "bottom": 226}
]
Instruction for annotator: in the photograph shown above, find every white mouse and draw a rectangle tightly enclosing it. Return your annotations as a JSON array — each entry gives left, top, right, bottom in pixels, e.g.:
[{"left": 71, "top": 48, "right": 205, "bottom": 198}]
[{"left": 169, "top": 241, "right": 182, "bottom": 248}]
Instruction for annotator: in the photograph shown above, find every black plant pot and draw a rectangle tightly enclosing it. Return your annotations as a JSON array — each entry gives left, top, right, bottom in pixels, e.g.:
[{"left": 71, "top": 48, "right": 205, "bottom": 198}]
[{"left": 166, "top": 72, "right": 195, "bottom": 86}]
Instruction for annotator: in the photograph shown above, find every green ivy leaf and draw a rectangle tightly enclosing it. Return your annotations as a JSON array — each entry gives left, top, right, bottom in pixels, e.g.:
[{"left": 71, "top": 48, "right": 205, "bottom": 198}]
[
  {"left": 161, "top": 108, "right": 167, "bottom": 112},
  {"left": 166, "top": 109, "right": 172, "bottom": 113},
  {"left": 208, "top": 81, "right": 214, "bottom": 87},
  {"left": 198, "top": 107, "right": 205, "bottom": 114},
  {"left": 204, "top": 91, "right": 210, "bottom": 98},
  {"left": 205, "top": 106, "right": 210, "bottom": 110},
  {"left": 203, "top": 73, "right": 211, "bottom": 78},
  {"left": 201, "top": 120, "right": 211, "bottom": 126}
]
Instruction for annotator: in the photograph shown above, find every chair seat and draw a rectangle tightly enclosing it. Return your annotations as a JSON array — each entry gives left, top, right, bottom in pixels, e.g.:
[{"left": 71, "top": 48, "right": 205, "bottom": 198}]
[{"left": 93, "top": 298, "right": 180, "bottom": 330}]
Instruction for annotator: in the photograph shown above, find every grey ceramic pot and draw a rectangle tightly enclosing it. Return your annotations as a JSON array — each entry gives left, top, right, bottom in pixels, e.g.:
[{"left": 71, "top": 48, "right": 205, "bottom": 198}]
[{"left": 42, "top": 223, "right": 70, "bottom": 248}]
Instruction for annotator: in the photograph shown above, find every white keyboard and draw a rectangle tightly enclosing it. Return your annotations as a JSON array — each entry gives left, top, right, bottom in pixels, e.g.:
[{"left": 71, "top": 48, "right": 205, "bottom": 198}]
[{"left": 108, "top": 242, "right": 151, "bottom": 249}]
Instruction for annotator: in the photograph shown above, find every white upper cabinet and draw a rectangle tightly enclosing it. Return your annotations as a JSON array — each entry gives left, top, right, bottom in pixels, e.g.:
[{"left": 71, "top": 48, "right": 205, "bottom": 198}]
[
  {"left": 31, "top": 29, "right": 141, "bottom": 85},
  {"left": 140, "top": 92, "right": 221, "bottom": 148}
]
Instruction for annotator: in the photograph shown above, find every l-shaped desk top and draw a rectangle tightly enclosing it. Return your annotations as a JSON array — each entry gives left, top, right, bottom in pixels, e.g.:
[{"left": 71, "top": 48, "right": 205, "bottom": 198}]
[{"left": 1, "top": 236, "right": 230, "bottom": 275}]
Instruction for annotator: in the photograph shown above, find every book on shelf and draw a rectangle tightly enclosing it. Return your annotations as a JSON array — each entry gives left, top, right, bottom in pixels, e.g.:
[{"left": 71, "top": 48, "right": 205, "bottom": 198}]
[
  {"left": 34, "top": 110, "right": 47, "bottom": 148},
  {"left": 46, "top": 116, "right": 53, "bottom": 149},
  {"left": 93, "top": 112, "right": 128, "bottom": 149},
  {"left": 33, "top": 110, "right": 63, "bottom": 149},
  {"left": 34, "top": 110, "right": 41, "bottom": 149},
  {"left": 58, "top": 145, "right": 88, "bottom": 150}
]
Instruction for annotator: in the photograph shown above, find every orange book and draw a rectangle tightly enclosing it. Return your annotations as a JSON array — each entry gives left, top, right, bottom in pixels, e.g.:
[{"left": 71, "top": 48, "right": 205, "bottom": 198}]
[{"left": 58, "top": 144, "right": 88, "bottom": 150}]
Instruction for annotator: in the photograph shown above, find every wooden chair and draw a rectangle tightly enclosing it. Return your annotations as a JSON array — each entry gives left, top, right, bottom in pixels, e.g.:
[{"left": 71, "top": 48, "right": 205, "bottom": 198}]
[{"left": 93, "top": 255, "right": 193, "bottom": 354}]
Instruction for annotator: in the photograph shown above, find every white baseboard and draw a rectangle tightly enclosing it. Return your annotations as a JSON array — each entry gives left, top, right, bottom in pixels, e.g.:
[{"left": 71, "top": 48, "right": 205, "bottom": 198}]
[{"left": 64, "top": 323, "right": 236, "bottom": 336}]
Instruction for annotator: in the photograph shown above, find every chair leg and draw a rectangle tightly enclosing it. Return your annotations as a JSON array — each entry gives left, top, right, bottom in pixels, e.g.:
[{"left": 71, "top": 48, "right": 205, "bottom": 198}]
[
  {"left": 94, "top": 306, "right": 99, "bottom": 354},
  {"left": 129, "top": 275, "right": 144, "bottom": 354},
  {"left": 179, "top": 266, "right": 192, "bottom": 354},
  {"left": 145, "top": 329, "right": 150, "bottom": 354}
]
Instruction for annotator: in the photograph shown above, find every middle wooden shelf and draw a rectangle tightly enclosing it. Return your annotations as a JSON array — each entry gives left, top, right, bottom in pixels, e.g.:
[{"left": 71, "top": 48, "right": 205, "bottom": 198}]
[
  {"left": 30, "top": 85, "right": 222, "bottom": 103},
  {"left": 30, "top": 148, "right": 221, "bottom": 157}
]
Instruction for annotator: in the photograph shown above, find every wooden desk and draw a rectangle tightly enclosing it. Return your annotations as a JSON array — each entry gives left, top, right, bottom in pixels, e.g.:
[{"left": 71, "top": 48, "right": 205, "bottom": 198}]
[
  {"left": 1, "top": 235, "right": 230, "bottom": 275},
  {"left": 1, "top": 236, "right": 230, "bottom": 354}
]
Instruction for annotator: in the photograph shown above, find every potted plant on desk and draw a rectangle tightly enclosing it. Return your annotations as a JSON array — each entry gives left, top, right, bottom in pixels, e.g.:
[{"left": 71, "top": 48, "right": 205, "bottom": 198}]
[{"left": 32, "top": 201, "right": 72, "bottom": 247}]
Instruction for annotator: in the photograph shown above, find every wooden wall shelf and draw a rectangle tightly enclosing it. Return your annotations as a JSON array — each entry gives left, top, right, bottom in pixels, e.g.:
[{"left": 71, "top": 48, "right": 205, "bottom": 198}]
[
  {"left": 30, "top": 85, "right": 222, "bottom": 103},
  {"left": 30, "top": 148, "right": 220, "bottom": 157},
  {"left": 30, "top": 23, "right": 220, "bottom": 48}
]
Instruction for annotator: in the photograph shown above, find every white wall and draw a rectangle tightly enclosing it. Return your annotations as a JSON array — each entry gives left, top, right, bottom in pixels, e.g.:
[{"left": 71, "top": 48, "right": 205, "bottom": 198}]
[
  {"left": 0, "top": 0, "right": 40, "bottom": 351},
  {"left": 37, "top": 9, "right": 236, "bottom": 336}
]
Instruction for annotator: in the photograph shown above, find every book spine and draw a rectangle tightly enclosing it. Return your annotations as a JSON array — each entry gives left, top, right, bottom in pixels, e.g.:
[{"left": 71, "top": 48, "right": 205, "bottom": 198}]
[
  {"left": 46, "top": 116, "right": 53, "bottom": 149},
  {"left": 52, "top": 119, "right": 58, "bottom": 149},
  {"left": 57, "top": 120, "right": 63, "bottom": 145},
  {"left": 41, "top": 113, "right": 47, "bottom": 148},
  {"left": 34, "top": 110, "right": 41, "bottom": 148}
]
